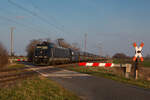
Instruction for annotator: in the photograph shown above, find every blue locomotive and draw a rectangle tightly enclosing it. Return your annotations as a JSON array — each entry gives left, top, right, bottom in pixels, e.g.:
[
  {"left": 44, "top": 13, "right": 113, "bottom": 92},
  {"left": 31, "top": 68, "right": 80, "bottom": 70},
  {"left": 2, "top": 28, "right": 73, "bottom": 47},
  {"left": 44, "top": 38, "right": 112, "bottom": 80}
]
[{"left": 33, "top": 42, "right": 101, "bottom": 65}]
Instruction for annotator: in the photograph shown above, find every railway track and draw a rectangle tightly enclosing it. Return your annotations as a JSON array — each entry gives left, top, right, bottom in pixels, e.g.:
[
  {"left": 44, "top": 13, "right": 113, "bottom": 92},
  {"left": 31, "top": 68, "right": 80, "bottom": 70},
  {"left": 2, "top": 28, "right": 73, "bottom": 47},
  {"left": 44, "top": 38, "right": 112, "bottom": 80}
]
[{"left": 0, "top": 65, "right": 37, "bottom": 88}]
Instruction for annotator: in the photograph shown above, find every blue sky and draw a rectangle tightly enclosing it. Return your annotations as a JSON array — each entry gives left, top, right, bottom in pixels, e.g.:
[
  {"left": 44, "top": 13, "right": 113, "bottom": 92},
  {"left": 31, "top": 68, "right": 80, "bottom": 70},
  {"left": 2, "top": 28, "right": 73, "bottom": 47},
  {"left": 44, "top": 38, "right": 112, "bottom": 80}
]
[{"left": 0, "top": 0, "right": 150, "bottom": 56}]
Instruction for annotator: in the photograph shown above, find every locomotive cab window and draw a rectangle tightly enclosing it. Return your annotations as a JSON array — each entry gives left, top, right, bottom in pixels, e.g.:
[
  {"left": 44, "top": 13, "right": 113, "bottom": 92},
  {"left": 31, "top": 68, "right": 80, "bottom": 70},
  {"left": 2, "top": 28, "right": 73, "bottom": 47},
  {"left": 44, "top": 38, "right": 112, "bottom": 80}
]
[{"left": 42, "top": 46, "right": 48, "bottom": 49}]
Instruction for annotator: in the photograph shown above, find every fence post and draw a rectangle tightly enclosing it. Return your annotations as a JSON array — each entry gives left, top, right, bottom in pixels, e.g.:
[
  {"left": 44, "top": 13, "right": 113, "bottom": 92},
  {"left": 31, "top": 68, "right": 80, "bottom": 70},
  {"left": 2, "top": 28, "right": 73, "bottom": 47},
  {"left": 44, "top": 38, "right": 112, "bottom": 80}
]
[{"left": 125, "top": 64, "right": 132, "bottom": 78}]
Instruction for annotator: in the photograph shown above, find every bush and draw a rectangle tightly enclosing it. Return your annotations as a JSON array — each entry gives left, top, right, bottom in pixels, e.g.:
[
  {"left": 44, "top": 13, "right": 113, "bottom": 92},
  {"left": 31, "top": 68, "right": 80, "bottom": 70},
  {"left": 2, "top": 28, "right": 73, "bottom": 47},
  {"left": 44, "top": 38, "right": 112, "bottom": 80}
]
[
  {"left": 113, "top": 53, "right": 128, "bottom": 59},
  {"left": 0, "top": 42, "right": 8, "bottom": 69}
]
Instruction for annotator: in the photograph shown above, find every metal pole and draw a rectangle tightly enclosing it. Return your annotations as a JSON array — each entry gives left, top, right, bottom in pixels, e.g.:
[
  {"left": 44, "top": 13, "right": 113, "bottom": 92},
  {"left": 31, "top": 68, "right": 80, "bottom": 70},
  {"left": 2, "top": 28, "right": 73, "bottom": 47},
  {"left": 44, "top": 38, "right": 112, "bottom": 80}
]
[
  {"left": 134, "top": 59, "right": 139, "bottom": 80},
  {"left": 10, "top": 27, "right": 14, "bottom": 56},
  {"left": 84, "top": 33, "right": 87, "bottom": 52},
  {"left": 98, "top": 42, "right": 103, "bottom": 56}
]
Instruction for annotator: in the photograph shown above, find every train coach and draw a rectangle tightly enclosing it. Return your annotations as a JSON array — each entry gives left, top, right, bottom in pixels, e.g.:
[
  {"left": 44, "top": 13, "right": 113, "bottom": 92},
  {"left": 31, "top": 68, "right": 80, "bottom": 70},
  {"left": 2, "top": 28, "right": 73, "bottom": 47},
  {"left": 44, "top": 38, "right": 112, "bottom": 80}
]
[{"left": 33, "top": 41, "right": 102, "bottom": 65}]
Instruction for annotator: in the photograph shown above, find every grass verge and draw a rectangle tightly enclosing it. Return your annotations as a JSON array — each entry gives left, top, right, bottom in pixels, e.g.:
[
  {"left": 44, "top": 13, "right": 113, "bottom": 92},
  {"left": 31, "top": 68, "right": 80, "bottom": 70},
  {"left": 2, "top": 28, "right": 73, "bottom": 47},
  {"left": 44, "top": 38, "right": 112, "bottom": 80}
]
[
  {"left": 65, "top": 65, "right": 150, "bottom": 89},
  {"left": 113, "top": 58, "right": 150, "bottom": 68},
  {"left": 0, "top": 76, "right": 80, "bottom": 100},
  {"left": 6, "top": 64, "right": 27, "bottom": 69},
  {"left": 141, "top": 59, "right": 150, "bottom": 67}
]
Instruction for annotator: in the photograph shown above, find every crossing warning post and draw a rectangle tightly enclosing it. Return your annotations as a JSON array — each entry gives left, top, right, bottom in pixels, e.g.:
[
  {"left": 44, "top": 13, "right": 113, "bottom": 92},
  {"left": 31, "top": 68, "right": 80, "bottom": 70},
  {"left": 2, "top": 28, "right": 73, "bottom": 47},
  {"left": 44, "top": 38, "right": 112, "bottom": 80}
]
[{"left": 133, "top": 42, "right": 144, "bottom": 80}]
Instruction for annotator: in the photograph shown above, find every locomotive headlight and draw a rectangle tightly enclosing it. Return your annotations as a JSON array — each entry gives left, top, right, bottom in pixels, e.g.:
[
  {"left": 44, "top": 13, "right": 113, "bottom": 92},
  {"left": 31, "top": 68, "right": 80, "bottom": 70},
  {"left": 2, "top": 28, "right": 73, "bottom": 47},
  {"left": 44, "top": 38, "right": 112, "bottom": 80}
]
[
  {"left": 72, "top": 52, "right": 74, "bottom": 55},
  {"left": 44, "top": 56, "right": 47, "bottom": 58}
]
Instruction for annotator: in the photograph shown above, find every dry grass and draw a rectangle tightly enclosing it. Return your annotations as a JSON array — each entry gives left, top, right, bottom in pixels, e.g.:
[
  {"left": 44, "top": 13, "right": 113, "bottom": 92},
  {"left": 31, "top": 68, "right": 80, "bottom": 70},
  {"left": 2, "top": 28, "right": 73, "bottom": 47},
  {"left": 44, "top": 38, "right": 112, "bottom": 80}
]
[
  {"left": 0, "top": 64, "right": 37, "bottom": 88},
  {"left": 0, "top": 64, "right": 81, "bottom": 100},
  {"left": 0, "top": 76, "right": 80, "bottom": 100},
  {"left": 0, "top": 42, "right": 8, "bottom": 69},
  {"left": 139, "top": 67, "right": 150, "bottom": 81}
]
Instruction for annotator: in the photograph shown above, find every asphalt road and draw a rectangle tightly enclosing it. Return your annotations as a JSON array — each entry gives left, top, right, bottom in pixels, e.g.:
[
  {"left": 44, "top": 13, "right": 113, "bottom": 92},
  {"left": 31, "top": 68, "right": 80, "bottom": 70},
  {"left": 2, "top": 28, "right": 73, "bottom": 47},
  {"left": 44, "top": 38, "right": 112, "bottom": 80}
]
[{"left": 27, "top": 65, "right": 150, "bottom": 100}]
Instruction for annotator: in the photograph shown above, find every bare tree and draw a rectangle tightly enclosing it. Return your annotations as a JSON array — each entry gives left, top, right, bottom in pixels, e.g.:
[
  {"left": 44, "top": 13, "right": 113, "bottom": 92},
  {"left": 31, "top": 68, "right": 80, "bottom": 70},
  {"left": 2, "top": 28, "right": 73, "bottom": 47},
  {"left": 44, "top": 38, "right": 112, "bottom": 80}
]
[
  {"left": 71, "top": 42, "right": 80, "bottom": 51},
  {"left": 145, "top": 54, "right": 150, "bottom": 59},
  {"left": 56, "top": 38, "right": 80, "bottom": 51},
  {"left": 57, "top": 38, "right": 71, "bottom": 48},
  {"left": 26, "top": 39, "right": 41, "bottom": 61},
  {"left": 45, "top": 38, "right": 51, "bottom": 43},
  {"left": 0, "top": 42, "right": 8, "bottom": 69},
  {"left": 113, "top": 53, "right": 127, "bottom": 59}
]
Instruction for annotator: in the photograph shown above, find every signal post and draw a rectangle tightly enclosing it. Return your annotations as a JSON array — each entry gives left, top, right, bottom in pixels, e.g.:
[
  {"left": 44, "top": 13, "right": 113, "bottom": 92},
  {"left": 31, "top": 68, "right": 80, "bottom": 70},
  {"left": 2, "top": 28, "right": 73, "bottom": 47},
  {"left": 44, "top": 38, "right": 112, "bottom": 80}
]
[{"left": 133, "top": 42, "right": 144, "bottom": 80}]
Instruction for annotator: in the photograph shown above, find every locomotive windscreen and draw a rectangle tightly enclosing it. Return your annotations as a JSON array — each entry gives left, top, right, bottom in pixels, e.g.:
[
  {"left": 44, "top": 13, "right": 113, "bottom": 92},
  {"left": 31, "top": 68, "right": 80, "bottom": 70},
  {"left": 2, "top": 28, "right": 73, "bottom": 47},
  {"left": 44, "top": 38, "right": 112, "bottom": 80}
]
[
  {"left": 36, "top": 46, "right": 48, "bottom": 49},
  {"left": 35, "top": 46, "right": 48, "bottom": 56}
]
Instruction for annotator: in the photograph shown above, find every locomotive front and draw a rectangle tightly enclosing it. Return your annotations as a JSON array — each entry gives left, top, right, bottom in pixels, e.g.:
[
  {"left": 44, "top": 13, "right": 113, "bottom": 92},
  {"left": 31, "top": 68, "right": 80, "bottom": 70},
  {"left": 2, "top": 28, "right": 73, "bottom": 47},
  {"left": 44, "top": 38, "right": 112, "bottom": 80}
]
[{"left": 33, "top": 42, "right": 50, "bottom": 65}]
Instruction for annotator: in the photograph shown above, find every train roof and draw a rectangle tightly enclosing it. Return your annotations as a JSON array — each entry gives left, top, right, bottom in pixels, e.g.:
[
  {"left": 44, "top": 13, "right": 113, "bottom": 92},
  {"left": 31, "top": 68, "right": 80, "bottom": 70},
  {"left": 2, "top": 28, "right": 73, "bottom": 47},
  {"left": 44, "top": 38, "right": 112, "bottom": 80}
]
[{"left": 36, "top": 42, "right": 70, "bottom": 50}]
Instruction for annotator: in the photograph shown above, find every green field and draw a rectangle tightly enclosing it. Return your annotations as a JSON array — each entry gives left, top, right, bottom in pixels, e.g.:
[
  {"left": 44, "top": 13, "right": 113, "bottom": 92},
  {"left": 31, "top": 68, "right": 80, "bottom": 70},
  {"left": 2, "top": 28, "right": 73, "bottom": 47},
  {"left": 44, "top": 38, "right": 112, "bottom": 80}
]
[
  {"left": 113, "top": 58, "right": 150, "bottom": 67},
  {"left": 141, "top": 59, "right": 150, "bottom": 67}
]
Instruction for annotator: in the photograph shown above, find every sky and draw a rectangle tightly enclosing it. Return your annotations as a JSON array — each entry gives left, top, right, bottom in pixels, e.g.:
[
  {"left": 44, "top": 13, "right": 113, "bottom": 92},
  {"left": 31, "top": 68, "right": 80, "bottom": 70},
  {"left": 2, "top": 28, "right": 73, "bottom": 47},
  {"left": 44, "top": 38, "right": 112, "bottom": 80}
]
[{"left": 0, "top": 0, "right": 150, "bottom": 56}]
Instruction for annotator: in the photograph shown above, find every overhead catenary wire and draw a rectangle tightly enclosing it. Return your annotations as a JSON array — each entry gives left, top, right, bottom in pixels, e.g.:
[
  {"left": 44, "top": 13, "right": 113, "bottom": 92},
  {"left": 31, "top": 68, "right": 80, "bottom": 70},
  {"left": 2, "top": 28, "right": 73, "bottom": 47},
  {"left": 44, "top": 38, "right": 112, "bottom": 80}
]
[
  {"left": 30, "top": 0, "right": 66, "bottom": 31},
  {"left": 0, "top": 6, "right": 54, "bottom": 35},
  {"left": 0, "top": 15, "right": 52, "bottom": 35},
  {"left": 8, "top": 0, "right": 68, "bottom": 34}
]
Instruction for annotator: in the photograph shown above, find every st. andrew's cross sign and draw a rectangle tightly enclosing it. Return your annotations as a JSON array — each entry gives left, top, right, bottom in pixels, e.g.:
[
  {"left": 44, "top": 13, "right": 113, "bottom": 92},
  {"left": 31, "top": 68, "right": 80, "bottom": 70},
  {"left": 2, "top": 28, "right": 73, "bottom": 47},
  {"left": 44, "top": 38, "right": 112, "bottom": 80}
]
[{"left": 133, "top": 42, "right": 144, "bottom": 62}]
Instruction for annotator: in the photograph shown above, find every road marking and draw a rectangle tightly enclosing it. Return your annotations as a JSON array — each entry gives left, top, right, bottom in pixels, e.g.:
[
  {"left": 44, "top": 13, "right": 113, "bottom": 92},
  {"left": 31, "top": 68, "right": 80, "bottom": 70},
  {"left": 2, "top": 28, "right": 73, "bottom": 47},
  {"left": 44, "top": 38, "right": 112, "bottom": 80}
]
[{"left": 25, "top": 65, "right": 90, "bottom": 78}]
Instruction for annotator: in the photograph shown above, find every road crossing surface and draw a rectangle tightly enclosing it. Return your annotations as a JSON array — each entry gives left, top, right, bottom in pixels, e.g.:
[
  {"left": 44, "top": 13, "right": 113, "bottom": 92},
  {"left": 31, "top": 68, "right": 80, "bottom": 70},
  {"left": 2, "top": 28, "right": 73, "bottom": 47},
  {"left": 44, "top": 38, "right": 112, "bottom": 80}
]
[{"left": 27, "top": 65, "right": 150, "bottom": 100}]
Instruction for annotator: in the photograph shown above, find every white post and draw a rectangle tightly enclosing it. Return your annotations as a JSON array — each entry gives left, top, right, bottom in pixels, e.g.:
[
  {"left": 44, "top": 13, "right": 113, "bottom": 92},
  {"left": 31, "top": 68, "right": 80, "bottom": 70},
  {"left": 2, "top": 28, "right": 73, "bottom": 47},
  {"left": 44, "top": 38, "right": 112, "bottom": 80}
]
[{"left": 125, "top": 64, "right": 132, "bottom": 78}]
